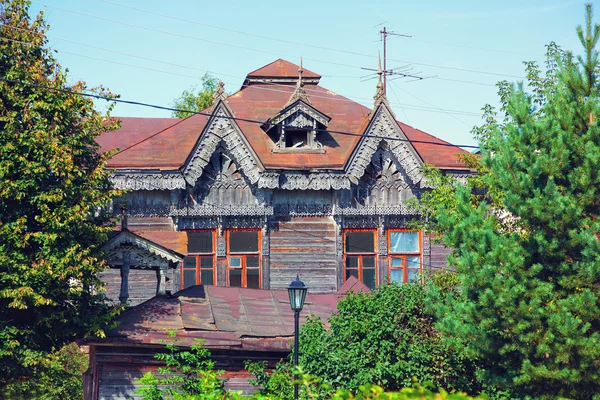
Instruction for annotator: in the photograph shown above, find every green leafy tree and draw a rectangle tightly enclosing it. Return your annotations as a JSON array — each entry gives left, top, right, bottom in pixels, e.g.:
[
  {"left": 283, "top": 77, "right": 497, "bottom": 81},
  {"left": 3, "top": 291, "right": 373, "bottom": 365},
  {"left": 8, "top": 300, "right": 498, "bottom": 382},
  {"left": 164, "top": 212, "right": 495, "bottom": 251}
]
[
  {"left": 0, "top": 0, "right": 120, "bottom": 385},
  {"left": 430, "top": 6, "right": 600, "bottom": 398},
  {"left": 0, "top": 342, "right": 88, "bottom": 400},
  {"left": 171, "top": 73, "right": 220, "bottom": 118},
  {"left": 291, "top": 280, "right": 481, "bottom": 396}
]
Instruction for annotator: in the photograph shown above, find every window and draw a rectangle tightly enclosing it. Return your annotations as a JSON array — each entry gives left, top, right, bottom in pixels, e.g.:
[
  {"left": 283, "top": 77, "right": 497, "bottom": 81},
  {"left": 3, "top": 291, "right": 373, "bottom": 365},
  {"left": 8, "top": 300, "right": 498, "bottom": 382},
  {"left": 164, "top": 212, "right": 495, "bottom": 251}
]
[
  {"left": 227, "top": 230, "right": 261, "bottom": 289},
  {"left": 285, "top": 129, "right": 308, "bottom": 148},
  {"left": 182, "top": 231, "right": 216, "bottom": 289},
  {"left": 343, "top": 230, "right": 377, "bottom": 290},
  {"left": 388, "top": 230, "right": 422, "bottom": 284}
]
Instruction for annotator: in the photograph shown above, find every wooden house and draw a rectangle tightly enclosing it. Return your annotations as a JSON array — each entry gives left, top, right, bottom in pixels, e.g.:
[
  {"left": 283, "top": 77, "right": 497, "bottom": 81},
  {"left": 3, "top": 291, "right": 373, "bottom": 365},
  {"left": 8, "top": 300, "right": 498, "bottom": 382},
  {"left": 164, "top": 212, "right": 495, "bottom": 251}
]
[
  {"left": 84, "top": 58, "right": 473, "bottom": 399},
  {"left": 97, "top": 58, "right": 471, "bottom": 306}
]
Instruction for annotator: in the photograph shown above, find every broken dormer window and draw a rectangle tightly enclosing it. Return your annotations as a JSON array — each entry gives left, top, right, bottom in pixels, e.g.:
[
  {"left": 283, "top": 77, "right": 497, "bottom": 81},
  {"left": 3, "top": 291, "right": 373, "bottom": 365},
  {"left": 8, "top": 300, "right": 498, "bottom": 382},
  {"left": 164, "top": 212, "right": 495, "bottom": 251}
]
[{"left": 264, "top": 101, "right": 331, "bottom": 154}]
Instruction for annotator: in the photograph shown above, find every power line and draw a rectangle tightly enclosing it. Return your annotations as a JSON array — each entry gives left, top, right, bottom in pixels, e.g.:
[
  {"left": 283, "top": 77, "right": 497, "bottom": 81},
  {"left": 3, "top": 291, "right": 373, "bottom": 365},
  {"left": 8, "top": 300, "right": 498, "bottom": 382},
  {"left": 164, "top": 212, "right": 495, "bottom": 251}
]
[
  {"left": 1, "top": 32, "right": 484, "bottom": 117},
  {"left": 33, "top": 1, "right": 527, "bottom": 81},
  {"left": 0, "top": 77, "right": 481, "bottom": 150}
]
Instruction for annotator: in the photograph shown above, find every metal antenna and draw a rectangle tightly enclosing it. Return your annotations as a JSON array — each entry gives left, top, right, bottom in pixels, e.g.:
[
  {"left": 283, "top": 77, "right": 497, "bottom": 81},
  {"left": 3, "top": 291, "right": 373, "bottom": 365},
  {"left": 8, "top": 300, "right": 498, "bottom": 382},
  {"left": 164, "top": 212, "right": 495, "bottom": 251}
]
[{"left": 361, "top": 26, "right": 433, "bottom": 95}]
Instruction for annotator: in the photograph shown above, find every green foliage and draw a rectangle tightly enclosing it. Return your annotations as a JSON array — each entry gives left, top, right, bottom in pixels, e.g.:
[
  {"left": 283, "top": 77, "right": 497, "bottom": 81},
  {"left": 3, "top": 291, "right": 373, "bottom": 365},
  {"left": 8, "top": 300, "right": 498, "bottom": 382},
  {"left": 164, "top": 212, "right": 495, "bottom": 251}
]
[
  {"left": 0, "top": 342, "right": 88, "bottom": 400},
  {"left": 430, "top": 6, "right": 600, "bottom": 399},
  {"left": 0, "top": 0, "right": 121, "bottom": 385},
  {"left": 293, "top": 282, "right": 482, "bottom": 396},
  {"left": 137, "top": 334, "right": 226, "bottom": 399},
  {"left": 171, "top": 74, "right": 220, "bottom": 118}
]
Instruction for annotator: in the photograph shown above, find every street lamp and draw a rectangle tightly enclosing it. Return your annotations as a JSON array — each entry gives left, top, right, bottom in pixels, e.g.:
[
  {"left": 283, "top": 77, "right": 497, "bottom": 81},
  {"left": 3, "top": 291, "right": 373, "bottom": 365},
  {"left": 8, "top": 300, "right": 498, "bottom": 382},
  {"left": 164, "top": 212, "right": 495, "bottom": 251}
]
[{"left": 288, "top": 274, "right": 307, "bottom": 400}]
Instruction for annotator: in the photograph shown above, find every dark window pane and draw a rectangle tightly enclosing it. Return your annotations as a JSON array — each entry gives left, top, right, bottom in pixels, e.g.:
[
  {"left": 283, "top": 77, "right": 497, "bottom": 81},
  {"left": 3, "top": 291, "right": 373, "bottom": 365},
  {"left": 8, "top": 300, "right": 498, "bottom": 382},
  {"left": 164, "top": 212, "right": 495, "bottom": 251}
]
[
  {"left": 201, "top": 270, "right": 214, "bottom": 286},
  {"left": 184, "top": 256, "right": 196, "bottom": 269},
  {"left": 246, "top": 256, "right": 260, "bottom": 269},
  {"left": 200, "top": 257, "right": 213, "bottom": 269},
  {"left": 390, "top": 269, "right": 404, "bottom": 284},
  {"left": 183, "top": 269, "right": 197, "bottom": 289},
  {"left": 363, "top": 256, "right": 376, "bottom": 268},
  {"left": 346, "top": 269, "right": 359, "bottom": 280},
  {"left": 346, "top": 256, "right": 359, "bottom": 269},
  {"left": 247, "top": 268, "right": 260, "bottom": 289},
  {"left": 229, "top": 231, "right": 259, "bottom": 253},
  {"left": 188, "top": 232, "right": 213, "bottom": 253},
  {"left": 229, "top": 269, "right": 242, "bottom": 287},
  {"left": 363, "top": 268, "right": 376, "bottom": 290},
  {"left": 345, "top": 231, "right": 374, "bottom": 253}
]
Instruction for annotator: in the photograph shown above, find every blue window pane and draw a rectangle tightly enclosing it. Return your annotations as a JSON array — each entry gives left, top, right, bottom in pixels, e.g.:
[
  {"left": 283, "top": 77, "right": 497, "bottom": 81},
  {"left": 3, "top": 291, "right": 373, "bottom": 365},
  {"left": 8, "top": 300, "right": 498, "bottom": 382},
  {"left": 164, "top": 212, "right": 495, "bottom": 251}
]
[
  {"left": 390, "top": 232, "right": 419, "bottom": 253},
  {"left": 229, "top": 257, "right": 242, "bottom": 268},
  {"left": 408, "top": 256, "right": 420, "bottom": 268},
  {"left": 391, "top": 257, "right": 403, "bottom": 267},
  {"left": 390, "top": 269, "right": 404, "bottom": 284},
  {"left": 407, "top": 269, "right": 420, "bottom": 283}
]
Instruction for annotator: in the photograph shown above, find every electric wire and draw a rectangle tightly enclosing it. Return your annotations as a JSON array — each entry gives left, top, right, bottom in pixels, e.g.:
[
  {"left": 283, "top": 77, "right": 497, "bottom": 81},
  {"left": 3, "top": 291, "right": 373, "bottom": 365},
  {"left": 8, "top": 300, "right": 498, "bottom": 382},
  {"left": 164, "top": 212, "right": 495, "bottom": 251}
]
[
  {"left": 32, "top": 1, "right": 527, "bottom": 80},
  {"left": 0, "top": 30, "right": 484, "bottom": 116},
  {"left": 0, "top": 76, "right": 481, "bottom": 151},
  {"left": 0, "top": 32, "right": 484, "bottom": 117}
]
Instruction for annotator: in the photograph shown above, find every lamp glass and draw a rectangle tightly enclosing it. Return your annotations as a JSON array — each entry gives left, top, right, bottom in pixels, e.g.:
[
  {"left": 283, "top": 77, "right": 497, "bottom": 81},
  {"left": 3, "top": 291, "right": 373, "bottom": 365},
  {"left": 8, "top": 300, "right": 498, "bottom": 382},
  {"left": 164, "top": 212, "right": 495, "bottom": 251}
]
[{"left": 287, "top": 276, "right": 307, "bottom": 311}]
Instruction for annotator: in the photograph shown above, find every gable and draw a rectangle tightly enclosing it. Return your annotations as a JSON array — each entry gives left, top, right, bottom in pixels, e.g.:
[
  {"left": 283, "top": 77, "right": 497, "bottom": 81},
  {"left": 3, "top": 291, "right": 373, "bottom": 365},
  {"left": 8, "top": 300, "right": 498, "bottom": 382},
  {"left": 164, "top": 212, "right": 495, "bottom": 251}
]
[
  {"left": 346, "top": 104, "right": 424, "bottom": 186},
  {"left": 182, "top": 102, "right": 263, "bottom": 186}
]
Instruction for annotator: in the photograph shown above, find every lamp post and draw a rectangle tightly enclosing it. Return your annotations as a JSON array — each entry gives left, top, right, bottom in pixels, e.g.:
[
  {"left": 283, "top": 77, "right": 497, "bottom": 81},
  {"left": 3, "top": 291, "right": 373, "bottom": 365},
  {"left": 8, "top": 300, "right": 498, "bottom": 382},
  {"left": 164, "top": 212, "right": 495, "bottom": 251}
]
[{"left": 287, "top": 274, "right": 307, "bottom": 400}]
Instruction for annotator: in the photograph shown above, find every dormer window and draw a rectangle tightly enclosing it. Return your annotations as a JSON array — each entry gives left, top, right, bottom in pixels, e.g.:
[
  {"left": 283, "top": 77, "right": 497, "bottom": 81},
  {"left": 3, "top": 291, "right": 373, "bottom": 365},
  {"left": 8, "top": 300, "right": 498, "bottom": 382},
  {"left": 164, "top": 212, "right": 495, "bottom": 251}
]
[{"left": 264, "top": 100, "right": 331, "bottom": 154}]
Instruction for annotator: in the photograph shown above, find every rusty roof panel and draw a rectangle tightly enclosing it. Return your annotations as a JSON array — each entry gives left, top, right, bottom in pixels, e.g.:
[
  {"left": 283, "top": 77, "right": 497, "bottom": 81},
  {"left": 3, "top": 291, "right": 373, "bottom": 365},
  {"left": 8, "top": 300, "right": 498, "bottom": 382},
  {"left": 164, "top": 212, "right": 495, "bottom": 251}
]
[
  {"left": 105, "top": 277, "right": 369, "bottom": 351},
  {"left": 246, "top": 58, "right": 320, "bottom": 79}
]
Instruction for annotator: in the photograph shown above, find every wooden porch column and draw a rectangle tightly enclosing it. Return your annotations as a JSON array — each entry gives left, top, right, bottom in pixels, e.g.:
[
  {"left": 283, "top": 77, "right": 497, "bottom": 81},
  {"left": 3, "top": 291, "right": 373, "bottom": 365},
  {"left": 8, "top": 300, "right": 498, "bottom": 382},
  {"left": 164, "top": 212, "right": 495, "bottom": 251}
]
[
  {"left": 119, "top": 251, "right": 131, "bottom": 304},
  {"left": 156, "top": 266, "right": 167, "bottom": 296}
]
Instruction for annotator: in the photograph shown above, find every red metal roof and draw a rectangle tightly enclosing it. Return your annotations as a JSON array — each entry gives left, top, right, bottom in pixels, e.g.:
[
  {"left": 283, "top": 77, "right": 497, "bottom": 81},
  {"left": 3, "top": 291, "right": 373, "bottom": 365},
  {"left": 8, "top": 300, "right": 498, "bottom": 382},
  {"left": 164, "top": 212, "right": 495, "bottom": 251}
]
[
  {"left": 133, "top": 230, "right": 187, "bottom": 256},
  {"left": 246, "top": 58, "right": 320, "bottom": 79},
  {"left": 101, "top": 277, "right": 370, "bottom": 351},
  {"left": 97, "top": 59, "right": 469, "bottom": 171}
]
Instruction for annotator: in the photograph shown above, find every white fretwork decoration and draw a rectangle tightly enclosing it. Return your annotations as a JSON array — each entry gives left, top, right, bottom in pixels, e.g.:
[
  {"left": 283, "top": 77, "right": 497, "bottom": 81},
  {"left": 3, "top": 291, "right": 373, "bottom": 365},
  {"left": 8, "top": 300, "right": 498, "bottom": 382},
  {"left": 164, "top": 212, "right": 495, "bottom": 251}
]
[
  {"left": 103, "top": 231, "right": 182, "bottom": 265},
  {"left": 347, "top": 104, "right": 424, "bottom": 186}
]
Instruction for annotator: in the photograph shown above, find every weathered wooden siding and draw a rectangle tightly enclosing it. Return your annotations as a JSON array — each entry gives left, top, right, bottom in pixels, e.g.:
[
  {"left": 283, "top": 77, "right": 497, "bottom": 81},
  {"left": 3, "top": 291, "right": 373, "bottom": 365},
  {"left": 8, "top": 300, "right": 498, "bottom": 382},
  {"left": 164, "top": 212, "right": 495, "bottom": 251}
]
[
  {"left": 99, "top": 268, "right": 176, "bottom": 307},
  {"left": 92, "top": 346, "right": 288, "bottom": 400},
  {"left": 430, "top": 242, "right": 453, "bottom": 272},
  {"left": 269, "top": 216, "right": 337, "bottom": 293}
]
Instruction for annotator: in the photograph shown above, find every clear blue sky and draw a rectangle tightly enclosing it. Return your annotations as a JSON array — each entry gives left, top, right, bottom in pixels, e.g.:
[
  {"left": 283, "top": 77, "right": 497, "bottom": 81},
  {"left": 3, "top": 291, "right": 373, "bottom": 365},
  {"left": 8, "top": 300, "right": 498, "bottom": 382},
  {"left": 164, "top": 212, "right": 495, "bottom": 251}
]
[{"left": 29, "top": 0, "right": 592, "bottom": 148}]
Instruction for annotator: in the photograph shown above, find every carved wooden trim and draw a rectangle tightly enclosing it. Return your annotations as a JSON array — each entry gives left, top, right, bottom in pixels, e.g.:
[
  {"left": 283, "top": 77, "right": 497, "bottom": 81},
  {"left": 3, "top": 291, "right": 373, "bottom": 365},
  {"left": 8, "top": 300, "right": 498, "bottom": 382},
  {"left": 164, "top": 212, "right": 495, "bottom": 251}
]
[
  {"left": 182, "top": 104, "right": 263, "bottom": 186},
  {"left": 110, "top": 172, "right": 186, "bottom": 190},
  {"left": 103, "top": 231, "right": 182, "bottom": 263},
  {"left": 347, "top": 104, "right": 423, "bottom": 186}
]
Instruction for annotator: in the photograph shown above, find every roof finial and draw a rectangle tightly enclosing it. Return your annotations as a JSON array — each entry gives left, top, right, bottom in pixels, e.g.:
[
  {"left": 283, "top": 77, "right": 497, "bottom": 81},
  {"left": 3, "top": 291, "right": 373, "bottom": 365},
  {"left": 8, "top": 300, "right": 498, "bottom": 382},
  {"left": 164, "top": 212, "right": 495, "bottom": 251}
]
[
  {"left": 373, "top": 53, "right": 387, "bottom": 106},
  {"left": 285, "top": 56, "right": 311, "bottom": 106},
  {"left": 212, "top": 80, "right": 228, "bottom": 105}
]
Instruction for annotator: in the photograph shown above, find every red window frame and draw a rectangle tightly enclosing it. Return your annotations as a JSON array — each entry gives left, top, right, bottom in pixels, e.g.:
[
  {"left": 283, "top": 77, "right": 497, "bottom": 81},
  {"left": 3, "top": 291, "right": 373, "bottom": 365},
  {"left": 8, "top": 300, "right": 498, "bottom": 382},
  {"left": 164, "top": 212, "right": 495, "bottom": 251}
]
[
  {"left": 388, "top": 229, "right": 422, "bottom": 284},
  {"left": 182, "top": 230, "right": 217, "bottom": 289},
  {"left": 226, "top": 229, "right": 262, "bottom": 288},
  {"left": 343, "top": 229, "right": 378, "bottom": 289}
]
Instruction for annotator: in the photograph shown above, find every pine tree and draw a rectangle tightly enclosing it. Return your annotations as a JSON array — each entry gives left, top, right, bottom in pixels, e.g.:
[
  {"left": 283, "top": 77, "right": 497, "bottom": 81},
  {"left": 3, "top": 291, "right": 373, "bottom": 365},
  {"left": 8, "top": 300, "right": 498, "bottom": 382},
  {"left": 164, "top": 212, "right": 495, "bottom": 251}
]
[
  {"left": 432, "top": 6, "right": 600, "bottom": 398},
  {"left": 0, "top": 0, "right": 120, "bottom": 383}
]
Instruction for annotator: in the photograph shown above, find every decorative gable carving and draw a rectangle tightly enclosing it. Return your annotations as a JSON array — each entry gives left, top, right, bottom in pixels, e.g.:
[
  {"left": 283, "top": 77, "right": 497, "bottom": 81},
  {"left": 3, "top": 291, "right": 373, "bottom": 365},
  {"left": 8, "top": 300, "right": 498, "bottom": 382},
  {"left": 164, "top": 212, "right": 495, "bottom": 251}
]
[
  {"left": 103, "top": 231, "right": 183, "bottom": 264},
  {"left": 362, "top": 147, "right": 408, "bottom": 190},
  {"left": 182, "top": 102, "right": 263, "bottom": 186},
  {"left": 346, "top": 104, "right": 424, "bottom": 186},
  {"left": 263, "top": 100, "right": 331, "bottom": 153}
]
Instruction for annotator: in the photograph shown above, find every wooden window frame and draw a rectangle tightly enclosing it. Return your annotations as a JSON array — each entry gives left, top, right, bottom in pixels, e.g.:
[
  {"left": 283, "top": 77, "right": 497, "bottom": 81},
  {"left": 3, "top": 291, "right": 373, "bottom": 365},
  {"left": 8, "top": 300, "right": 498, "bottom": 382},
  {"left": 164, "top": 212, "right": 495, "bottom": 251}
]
[
  {"left": 182, "top": 230, "right": 217, "bottom": 289},
  {"left": 387, "top": 229, "right": 422, "bottom": 284},
  {"left": 343, "top": 229, "right": 378, "bottom": 288},
  {"left": 226, "top": 229, "right": 262, "bottom": 288}
]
